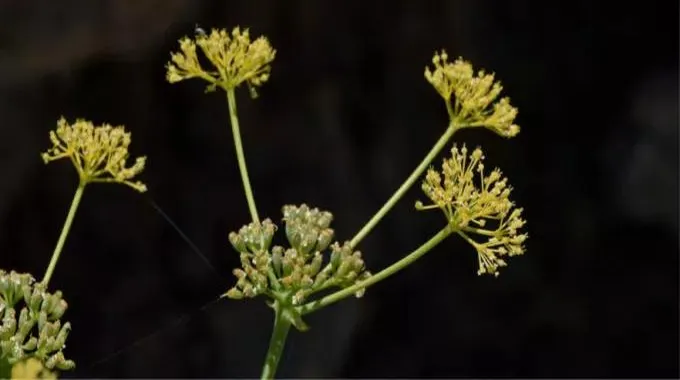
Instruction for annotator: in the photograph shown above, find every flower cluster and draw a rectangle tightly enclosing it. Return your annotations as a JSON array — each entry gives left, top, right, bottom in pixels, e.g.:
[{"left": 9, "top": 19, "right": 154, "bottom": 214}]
[
  {"left": 0, "top": 270, "right": 74, "bottom": 372},
  {"left": 166, "top": 26, "right": 276, "bottom": 97},
  {"left": 417, "top": 145, "right": 527, "bottom": 276},
  {"left": 425, "top": 50, "right": 520, "bottom": 138},
  {"left": 224, "top": 205, "right": 371, "bottom": 326},
  {"left": 41, "top": 117, "right": 147, "bottom": 192}
]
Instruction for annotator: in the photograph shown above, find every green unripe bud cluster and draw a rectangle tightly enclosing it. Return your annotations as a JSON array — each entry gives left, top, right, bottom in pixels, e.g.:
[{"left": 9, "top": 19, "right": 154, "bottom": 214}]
[
  {"left": 0, "top": 270, "right": 75, "bottom": 372},
  {"left": 224, "top": 204, "right": 372, "bottom": 308}
]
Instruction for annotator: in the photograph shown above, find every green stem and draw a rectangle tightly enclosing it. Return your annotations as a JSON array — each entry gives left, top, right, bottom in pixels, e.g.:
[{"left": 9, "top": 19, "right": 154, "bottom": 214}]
[
  {"left": 42, "top": 182, "right": 86, "bottom": 287},
  {"left": 299, "top": 225, "right": 453, "bottom": 315},
  {"left": 260, "top": 305, "right": 292, "bottom": 380},
  {"left": 226, "top": 88, "right": 260, "bottom": 224},
  {"left": 349, "top": 124, "right": 458, "bottom": 249}
]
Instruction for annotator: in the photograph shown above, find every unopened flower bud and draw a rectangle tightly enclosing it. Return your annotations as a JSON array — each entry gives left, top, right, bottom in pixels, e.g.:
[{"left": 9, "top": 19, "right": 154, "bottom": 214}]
[
  {"left": 306, "top": 253, "right": 323, "bottom": 278},
  {"left": 224, "top": 288, "right": 244, "bottom": 299},
  {"left": 316, "top": 212, "right": 333, "bottom": 229},
  {"left": 22, "top": 337, "right": 37, "bottom": 351},
  {"left": 330, "top": 244, "right": 342, "bottom": 269},
  {"left": 292, "top": 290, "right": 306, "bottom": 305},
  {"left": 343, "top": 271, "right": 358, "bottom": 283},
  {"left": 282, "top": 254, "right": 294, "bottom": 277},
  {"left": 313, "top": 268, "right": 331, "bottom": 288},
  {"left": 271, "top": 246, "right": 283, "bottom": 276},
  {"left": 336, "top": 261, "right": 352, "bottom": 278},
  {"left": 300, "top": 275, "right": 314, "bottom": 288},
  {"left": 50, "top": 300, "right": 67, "bottom": 321},
  {"left": 316, "top": 229, "right": 334, "bottom": 252},
  {"left": 0, "top": 308, "right": 17, "bottom": 340},
  {"left": 285, "top": 224, "right": 302, "bottom": 251},
  {"left": 17, "top": 308, "right": 33, "bottom": 340},
  {"left": 229, "top": 231, "right": 246, "bottom": 252},
  {"left": 242, "top": 284, "right": 256, "bottom": 298}
]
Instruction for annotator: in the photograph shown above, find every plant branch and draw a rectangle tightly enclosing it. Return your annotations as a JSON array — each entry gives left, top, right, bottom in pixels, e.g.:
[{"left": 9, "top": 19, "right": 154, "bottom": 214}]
[
  {"left": 299, "top": 225, "right": 454, "bottom": 315},
  {"left": 349, "top": 124, "right": 458, "bottom": 249}
]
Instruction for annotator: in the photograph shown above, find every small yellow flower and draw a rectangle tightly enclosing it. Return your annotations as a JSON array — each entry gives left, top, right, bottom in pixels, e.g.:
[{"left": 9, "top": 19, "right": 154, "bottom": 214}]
[
  {"left": 166, "top": 26, "right": 276, "bottom": 97},
  {"left": 11, "top": 357, "right": 56, "bottom": 380},
  {"left": 425, "top": 50, "right": 520, "bottom": 138},
  {"left": 417, "top": 144, "right": 527, "bottom": 276},
  {"left": 41, "top": 117, "right": 147, "bottom": 192}
]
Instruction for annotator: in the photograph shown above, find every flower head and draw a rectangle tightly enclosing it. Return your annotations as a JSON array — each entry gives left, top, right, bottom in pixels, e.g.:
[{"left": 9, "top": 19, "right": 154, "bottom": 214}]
[
  {"left": 166, "top": 26, "right": 276, "bottom": 97},
  {"left": 425, "top": 50, "right": 520, "bottom": 138},
  {"left": 41, "top": 117, "right": 147, "bottom": 192},
  {"left": 417, "top": 144, "right": 527, "bottom": 276},
  {"left": 223, "top": 204, "right": 371, "bottom": 330},
  {"left": 0, "top": 270, "right": 75, "bottom": 372}
]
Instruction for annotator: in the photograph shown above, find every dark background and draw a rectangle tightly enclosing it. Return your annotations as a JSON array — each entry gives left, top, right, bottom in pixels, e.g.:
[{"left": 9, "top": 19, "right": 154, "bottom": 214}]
[{"left": 0, "top": 1, "right": 678, "bottom": 378}]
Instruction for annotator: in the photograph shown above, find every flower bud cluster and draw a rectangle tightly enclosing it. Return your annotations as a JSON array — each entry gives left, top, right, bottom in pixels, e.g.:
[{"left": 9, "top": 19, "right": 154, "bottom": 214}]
[
  {"left": 224, "top": 205, "right": 371, "bottom": 306},
  {"left": 0, "top": 270, "right": 75, "bottom": 372},
  {"left": 226, "top": 219, "right": 277, "bottom": 299}
]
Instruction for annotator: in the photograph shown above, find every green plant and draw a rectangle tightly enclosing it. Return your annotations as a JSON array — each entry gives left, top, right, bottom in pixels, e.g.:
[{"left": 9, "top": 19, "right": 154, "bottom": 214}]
[
  {"left": 0, "top": 24, "right": 527, "bottom": 379},
  {"left": 1, "top": 119, "right": 147, "bottom": 378},
  {"left": 166, "top": 27, "right": 527, "bottom": 379}
]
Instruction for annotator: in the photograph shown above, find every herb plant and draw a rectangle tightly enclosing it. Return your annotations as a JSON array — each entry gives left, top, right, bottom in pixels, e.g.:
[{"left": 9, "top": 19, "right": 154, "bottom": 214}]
[{"left": 0, "top": 25, "right": 527, "bottom": 379}]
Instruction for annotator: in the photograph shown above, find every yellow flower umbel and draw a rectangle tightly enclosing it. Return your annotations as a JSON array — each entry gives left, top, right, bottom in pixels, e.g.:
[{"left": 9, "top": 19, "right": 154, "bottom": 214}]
[
  {"left": 425, "top": 51, "right": 520, "bottom": 138},
  {"left": 166, "top": 26, "right": 276, "bottom": 97},
  {"left": 165, "top": 25, "right": 275, "bottom": 225},
  {"left": 417, "top": 144, "right": 527, "bottom": 276},
  {"left": 41, "top": 117, "right": 147, "bottom": 192},
  {"left": 39, "top": 117, "right": 147, "bottom": 287}
]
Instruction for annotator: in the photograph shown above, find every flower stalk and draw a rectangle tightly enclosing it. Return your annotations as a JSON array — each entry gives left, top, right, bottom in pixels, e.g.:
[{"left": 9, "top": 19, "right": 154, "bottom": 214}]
[
  {"left": 260, "top": 301, "right": 292, "bottom": 380},
  {"left": 227, "top": 88, "right": 260, "bottom": 224},
  {"left": 41, "top": 182, "right": 85, "bottom": 287}
]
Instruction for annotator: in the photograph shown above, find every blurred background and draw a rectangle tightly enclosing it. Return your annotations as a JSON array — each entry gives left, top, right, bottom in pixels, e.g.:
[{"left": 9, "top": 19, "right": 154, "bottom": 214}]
[{"left": 0, "top": 0, "right": 677, "bottom": 378}]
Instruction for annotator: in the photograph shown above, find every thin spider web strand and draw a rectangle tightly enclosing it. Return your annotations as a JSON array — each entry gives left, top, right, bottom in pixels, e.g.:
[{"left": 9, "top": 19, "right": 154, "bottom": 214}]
[
  {"left": 84, "top": 196, "right": 228, "bottom": 372},
  {"left": 147, "top": 196, "right": 224, "bottom": 281},
  {"left": 85, "top": 296, "right": 223, "bottom": 372}
]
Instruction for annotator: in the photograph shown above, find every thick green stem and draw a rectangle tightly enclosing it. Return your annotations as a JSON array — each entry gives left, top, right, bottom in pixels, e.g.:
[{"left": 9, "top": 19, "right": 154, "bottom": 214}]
[
  {"left": 349, "top": 124, "right": 458, "bottom": 248},
  {"left": 42, "top": 182, "right": 86, "bottom": 287},
  {"left": 299, "top": 225, "right": 453, "bottom": 315},
  {"left": 260, "top": 305, "right": 292, "bottom": 380},
  {"left": 226, "top": 89, "right": 260, "bottom": 224}
]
